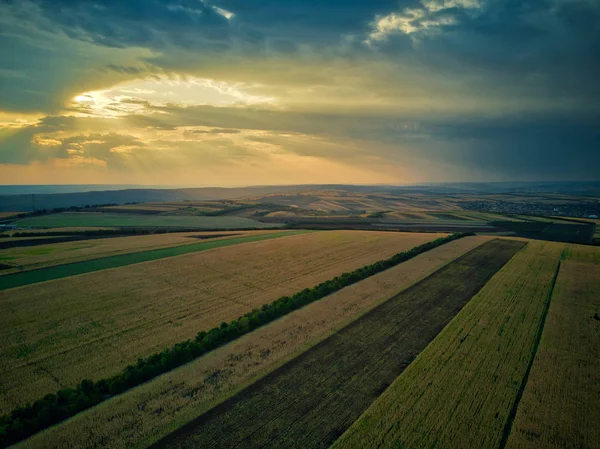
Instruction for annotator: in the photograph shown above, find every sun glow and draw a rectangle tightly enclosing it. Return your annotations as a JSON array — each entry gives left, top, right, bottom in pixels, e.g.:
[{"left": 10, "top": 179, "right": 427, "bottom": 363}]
[
  {"left": 69, "top": 76, "right": 276, "bottom": 118},
  {"left": 74, "top": 94, "right": 95, "bottom": 103}
]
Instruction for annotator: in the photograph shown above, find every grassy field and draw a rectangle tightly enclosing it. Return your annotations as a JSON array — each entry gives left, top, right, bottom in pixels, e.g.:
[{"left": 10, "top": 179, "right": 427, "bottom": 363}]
[
  {"left": 506, "top": 259, "right": 600, "bottom": 448},
  {"left": 15, "top": 236, "right": 492, "bottom": 449},
  {"left": 149, "top": 239, "right": 523, "bottom": 449},
  {"left": 0, "top": 231, "right": 442, "bottom": 413},
  {"left": 0, "top": 231, "right": 304, "bottom": 290},
  {"left": 334, "top": 239, "right": 562, "bottom": 449},
  {"left": 14, "top": 212, "right": 280, "bottom": 229},
  {"left": 0, "top": 231, "right": 277, "bottom": 273}
]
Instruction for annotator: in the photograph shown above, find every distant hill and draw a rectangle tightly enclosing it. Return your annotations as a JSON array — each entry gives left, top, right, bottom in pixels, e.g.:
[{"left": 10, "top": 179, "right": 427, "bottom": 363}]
[
  {"left": 0, "top": 186, "right": 324, "bottom": 212},
  {"left": 0, "top": 182, "right": 598, "bottom": 212}
]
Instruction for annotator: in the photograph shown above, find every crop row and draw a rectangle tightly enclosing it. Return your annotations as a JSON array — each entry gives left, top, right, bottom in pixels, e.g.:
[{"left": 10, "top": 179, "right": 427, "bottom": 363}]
[{"left": 0, "top": 232, "right": 471, "bottom": 447}]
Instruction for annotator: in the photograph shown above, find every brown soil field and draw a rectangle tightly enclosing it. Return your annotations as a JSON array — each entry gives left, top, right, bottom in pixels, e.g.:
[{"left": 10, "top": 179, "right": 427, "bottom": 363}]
[
  {"left": 507, "top": 259, "right": 600, "bottom": 448},
  {"left": 0, "top": 230, "right": 442, "bottom": 413},
  {"left": 150, "top": 239, "right": 524, "bottom": 449},
  {"left": 15, "top": 236, "right": 490, "bottom": 449},
  {"left": 334, "top": 239, "right": 563, "bottom": 449},
  {"left": 0, "top": 212, "right": 23, "bottom": 219},
  {"left": 0, "top": 231, "right": 271, "bottom": 272}
]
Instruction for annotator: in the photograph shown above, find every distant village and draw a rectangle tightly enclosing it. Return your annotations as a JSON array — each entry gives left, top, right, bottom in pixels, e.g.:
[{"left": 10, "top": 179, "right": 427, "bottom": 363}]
[{"left": 461, "top": 200, "right": 600, "bottom": 219}]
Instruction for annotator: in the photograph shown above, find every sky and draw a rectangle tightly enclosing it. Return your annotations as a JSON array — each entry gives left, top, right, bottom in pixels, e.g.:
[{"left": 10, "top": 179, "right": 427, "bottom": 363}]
[{"left": 0, "top": 0, "right": 599, "bottom": 186}]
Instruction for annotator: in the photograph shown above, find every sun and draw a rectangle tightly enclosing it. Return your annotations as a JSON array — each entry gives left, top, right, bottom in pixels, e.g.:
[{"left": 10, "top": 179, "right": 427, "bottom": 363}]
[{"left": 74, "top": 94, "right": 95, "bottom": 103}]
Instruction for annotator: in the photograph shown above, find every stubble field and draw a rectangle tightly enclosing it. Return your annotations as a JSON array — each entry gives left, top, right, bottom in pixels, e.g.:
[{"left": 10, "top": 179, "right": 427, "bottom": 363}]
[{"left": 0, "top": 230, "right": 442, "bottom": 413}]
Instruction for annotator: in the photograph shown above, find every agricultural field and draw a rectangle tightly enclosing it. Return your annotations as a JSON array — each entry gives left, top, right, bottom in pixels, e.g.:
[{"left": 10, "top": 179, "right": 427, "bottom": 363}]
[
  {"left": 0, "top": 230, "right": 278, "bottom": 273},
  {"left": 506, "top": 259, "right": 600, "bottom": 448},
  {"left": 16, "top": 235, "right": 492, "bottom": 449},
  {"left": 3, "top": 227, "right": 119, "bottom": 234},
  {"left": 0, "top": 231, "right": 304, "bottom": 290},
  {"left": 566, "top": 217, "right": 600, "bottom": 242},
  {"left": 0, "top": 212, "right": 23, "bottom": 219},
  {"left": 14, "top": 212, "right": 280, "bottom": 229},
  {"left": 334, "top": 239, "right": 563, "bottom": 449},
  {"left": 148, "top": 239, "right": 523, "bottom": 449},
  {"left": 0, "top": 230, "right": 441, "bottom": 413}
]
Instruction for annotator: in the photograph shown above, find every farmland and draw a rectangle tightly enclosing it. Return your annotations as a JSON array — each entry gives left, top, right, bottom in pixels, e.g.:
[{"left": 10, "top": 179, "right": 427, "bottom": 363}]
[
  {"left": 16, "top": 235, "right": 492, "bottom": 449},
  {"left": 0, "top": 231, "right": 306, "bottom": 290},
  {"left": 0, "top": 230, "right": 442, "bottom": 413},
  {"left": 14, "top": 212, "right": 280, "bottom": 229},
  {"left": 334, "top": 239, "right": 563, "bottom": 449},
  {"left": 1, "top": 187, "right": 598, "bottom": 449},
  {"left": 0, "top": 230, "right": 283, "bottom": 274},
  {"left": 149, "top": 239, "right": 524, "bottom": 449},
  {"left": 506, "top": 259, "right": 600, "bottom": 448}
]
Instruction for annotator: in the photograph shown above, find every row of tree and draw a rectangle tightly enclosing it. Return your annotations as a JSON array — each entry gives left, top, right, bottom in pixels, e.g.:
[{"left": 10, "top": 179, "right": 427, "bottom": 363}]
[{"left": 0, "top": 232, "right": 472, "bottom": 447}]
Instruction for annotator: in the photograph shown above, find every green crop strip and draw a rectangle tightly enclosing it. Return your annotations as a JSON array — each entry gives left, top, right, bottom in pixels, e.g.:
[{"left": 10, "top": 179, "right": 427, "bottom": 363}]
[
  {"left": 0, "top": 232, "right": 472, "bottom": 447},
  {"left": 0, "top": 231, "right": 310, "bottom": 291}
]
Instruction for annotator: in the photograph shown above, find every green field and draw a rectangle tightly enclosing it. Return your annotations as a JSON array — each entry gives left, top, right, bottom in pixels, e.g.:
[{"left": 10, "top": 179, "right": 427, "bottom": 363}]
[
  {"left": 507, "top": 259, "right": 600, "bottom": 448},
  {"left": 0, "top": 231, "right": 309, "bottom": 290},
  {"left": 334, "top": 240, "right": 562, "bottom": 449},
  {"left": 15, "top": 212, "right": 281, "bottom": 229}
]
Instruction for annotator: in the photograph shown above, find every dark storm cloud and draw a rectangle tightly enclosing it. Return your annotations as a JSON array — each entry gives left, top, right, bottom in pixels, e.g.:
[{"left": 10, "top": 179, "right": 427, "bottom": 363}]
[
  {"left": 25, "top": 0, "right": 232, "bottom": 50},
  {"left": 406, "top": 116, "right": 600, "bottom": 181},
  {"left": 19, "top": 0, "right": 402, "bottom": 50},
  {"left": 121, "top": 103, "right": 600, "bottom": 180}
]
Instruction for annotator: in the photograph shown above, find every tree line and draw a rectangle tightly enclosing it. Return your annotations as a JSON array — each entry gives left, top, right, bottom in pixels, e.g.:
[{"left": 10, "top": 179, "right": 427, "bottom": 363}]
[{"left": 0, "top": 232, "right": 473, "bottom": 447}]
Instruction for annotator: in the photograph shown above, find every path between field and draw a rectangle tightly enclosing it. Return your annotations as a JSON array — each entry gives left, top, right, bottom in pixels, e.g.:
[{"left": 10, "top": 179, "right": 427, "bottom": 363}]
[
  {"left": 0, "top": 230, "right": 310, "bottom": 290},
  {"left": 150, "top": 239, "right": 525, "bottom": 449}
]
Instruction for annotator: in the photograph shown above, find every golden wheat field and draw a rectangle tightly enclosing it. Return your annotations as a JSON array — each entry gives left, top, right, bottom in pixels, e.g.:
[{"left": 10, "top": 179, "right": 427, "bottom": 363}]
[
  {"left": 15, "top": 235, "right": 490, "bottom": 449},
  {"left": 0, "top": 230, "right": 276, "bottom": 272},
  {"left": 0, "top": 230, "right": 443, "bottom": 413},
  {"left": 507, "top": 258, "right": 600, "bottom": 449},
  {"left": 333, "top": 239, "right": 564, "bottom": 449}
]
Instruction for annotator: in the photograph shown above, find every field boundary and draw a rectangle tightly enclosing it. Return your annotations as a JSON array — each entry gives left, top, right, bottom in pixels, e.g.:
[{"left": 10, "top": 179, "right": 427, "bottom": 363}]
[
  {"left": 0, "top": 231, "right": 309, "bottom": 290},
  {"left": 0, "top": 232, "right": 471, "bottom": 448},
  {"left": 499, "top": 259, "right": 561, "bottom": 448}
]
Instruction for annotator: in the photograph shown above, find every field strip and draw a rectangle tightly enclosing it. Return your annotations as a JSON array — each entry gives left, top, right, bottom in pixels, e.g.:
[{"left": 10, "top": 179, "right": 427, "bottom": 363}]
[
  {"left": 0, "top": 231, "right": 261, "bottom": 273},
  {"left": 498, "top": 260, "right": 559, "bottom": 448},
  {"left": 13, "top": 236, "right": 491, "bottom": 449},
  {"left": 0, "top": 230, "right": 310, "bottom": 290},
  {"left": 506, "top": 259, "right": 600, "bottom": 448},
  {"left": 333, "top": 239, "right": 564, "bottom": 449},
  {"left": 147, "top": 239, "right": 524, "bottom": 449},
  {"left": 0, "top": 231, "right": 444, "bottom": 417},
  {"left": 0, "top": 234, "right": 465, "bottom": 446}
]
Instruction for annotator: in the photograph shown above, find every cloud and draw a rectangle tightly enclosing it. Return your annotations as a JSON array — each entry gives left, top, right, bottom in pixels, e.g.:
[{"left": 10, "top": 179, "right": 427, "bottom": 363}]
[
  {"left": 0, "top": 0, "right": 598, "bottom": 183},
  {"left": 29, "top": 0, "right": 232, "bottom": 50},
  {"left": 367, "top": 0, "right": 482, "bottom": 42}
]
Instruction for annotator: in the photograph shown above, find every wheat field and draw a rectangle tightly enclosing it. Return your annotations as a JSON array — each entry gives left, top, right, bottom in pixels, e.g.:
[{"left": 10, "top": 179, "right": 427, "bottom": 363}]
[
  {"left": 14, "top": 235, "right": 489, "bottom": 449},
  {"left": 0, "top": 230, "right": 442, "bottom": 413}
]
